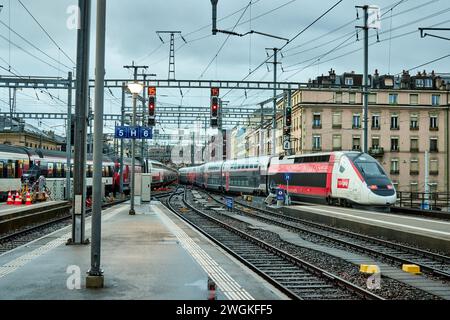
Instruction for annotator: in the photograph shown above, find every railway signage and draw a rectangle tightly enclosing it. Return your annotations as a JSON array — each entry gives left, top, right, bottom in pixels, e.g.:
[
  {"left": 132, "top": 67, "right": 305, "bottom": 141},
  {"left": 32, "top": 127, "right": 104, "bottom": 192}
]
[
  {"left": 276, "top": 189, "right": 285, "bottom": 201},
  {"left": 225, "top": 196, "right": 233, "bottom": 211},
  {"left": 114, "top": 126, "right": 153, "bottom": 139},
  {"left": 284, "top": 173, "right": 291, "bottom": 182},
  {"left": 283, "top": 140, "right": 291, "bottom": 151}
]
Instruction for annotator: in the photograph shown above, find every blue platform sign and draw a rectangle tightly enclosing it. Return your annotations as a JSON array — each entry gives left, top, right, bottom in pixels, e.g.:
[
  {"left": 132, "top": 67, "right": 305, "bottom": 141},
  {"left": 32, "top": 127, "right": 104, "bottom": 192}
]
[
  {"left": 114, "top": 126, "right": 153, "bottom": 139},
  {"left": 225, "top": 197, "right": 233, "bottom": 210},
  {"left": 284, "top": 173, "right": 291, "bottom": 182},
  {"left": 276, "top": 189, "right": 285, "bottom": 201}
]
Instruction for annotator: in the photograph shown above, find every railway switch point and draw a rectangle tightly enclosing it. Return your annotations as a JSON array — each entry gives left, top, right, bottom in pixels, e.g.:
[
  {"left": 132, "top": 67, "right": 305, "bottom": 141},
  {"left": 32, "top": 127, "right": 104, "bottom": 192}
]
[
  {"left": 402, "top": 264, "right": 421, "bottom": 274},
  {"left": 359, "top": 265, "right": 380, "bottom": 274}
]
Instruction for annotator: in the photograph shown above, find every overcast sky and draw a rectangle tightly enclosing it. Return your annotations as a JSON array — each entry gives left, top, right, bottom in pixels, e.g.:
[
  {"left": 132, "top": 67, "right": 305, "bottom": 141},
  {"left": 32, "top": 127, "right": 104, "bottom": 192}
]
[{"left": 0, "top": 0, "right": 448, "bottom": 135}]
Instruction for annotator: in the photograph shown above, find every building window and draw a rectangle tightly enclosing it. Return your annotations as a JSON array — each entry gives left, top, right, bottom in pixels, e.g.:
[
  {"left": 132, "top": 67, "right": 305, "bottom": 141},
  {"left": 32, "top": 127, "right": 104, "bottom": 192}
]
[
  {"left": 390, "top": 159, "right": 399, "bottom": 175},
  {"left": 332, "top": 112, "right": 342, "bottom": 128},
  {"left": 415, "top": 79, "right": 424, "bottom": 88},
  {"left": 410, "top": 137, "right": 419, "bottom": 152},
  {"left": 391, "top": 137, "right": 399, "bottom": 152},
  {"left": 371, "top": 136, "right": 380, "bottom": 149},
  {"left": 430, "top": 115, "right": 438, "bottom": 130},
  {"left": 349, "top": 92, "right": 356, "bottom": 104},
  {"left": 312, "top": 135, "right": 321, "bottom": 151},
  {"left": 372, "top": 114, "right": 380, "bottom": 129},
  {"left": 389, "top": 93, "right": 398, "bottom": 104},
  {"left": 332, "top": 135, "right": 342, "bottom": 151},
  {"left": 410, "top": 114, "right": 419, "bottom": 130},
  {"left": 313, "top": 113, "right": 321, "bottom": 128},
  {"left": 430, "top": 159, "right": 438, "bottom": 175},
  {"left": 430, "top": 138, "right": 438, "bottom": 152},
  {"left": 345, "top": 77, "right": 354, "bottom": 86},
  {"left": 352, "top": 136, "right": 361, "bottom": 151},
  {"left": 368, "top": 93, "right": 377, "bottom": 104},
  {"left": 410, "top": 159, "right": 419, "bottom": 175},
  {"left": 431, "top": 94, "right": 440, "bottom": 106},
  {"left": 352, "top": 114, "right": 361, "bottom": 129},
  {"left": 424, "top": 78, "right": 433, "bottom": 88},
  {"left": 410, "top": 182, "right": 418, "bottom": 198},
  {"left": 390, "top": 114, "right": 399, "bottom": 129},
  {"left": 410, "top": 94, "right": 419, "bottom": 105},
  {"left": 335, "top": 92, "right": 342, "bottom": 103},
  {"left": 392, "top": 181, "right": 399, "bottom": 191}
]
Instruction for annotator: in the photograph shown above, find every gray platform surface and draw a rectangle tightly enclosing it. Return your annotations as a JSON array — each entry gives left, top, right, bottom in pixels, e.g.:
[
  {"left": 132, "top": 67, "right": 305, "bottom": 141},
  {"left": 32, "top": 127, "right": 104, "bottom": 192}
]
[{"left": 0, "top": 201, "right": 286, "bottom": 300}]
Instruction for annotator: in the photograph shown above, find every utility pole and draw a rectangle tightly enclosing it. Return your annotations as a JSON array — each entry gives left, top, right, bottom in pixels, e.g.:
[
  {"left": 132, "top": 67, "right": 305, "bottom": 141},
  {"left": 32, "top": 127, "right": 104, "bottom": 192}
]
[
  {"left": 362, "top": 6, "right": 369, "bottom": 154},
  {"left": 123, "top": 61, "right": 148, "bottom": 215},
  {"left": 260, "top": 103, "right": 264, "bottom": 156},
  {"left": 66, "top": 72, "right": 72, "bottom": 201},
  {"left": 266, "top": 48, "right": 280, "bottom": 156},
  {"left": 424, "top": 150, "right": 430, "bottom": 210},
  {"left": 156, "top": 31, "right": 187, "bottom": 80},
  {"left": 86, "top": 0, "right": 106, "bottom": 289},
  {"left": 139, "top": 72, "right": 156, "bottom": 172},
  {"left": 356, "top": 5, "right": 380, "bottom": 153},
  {"left": 70, "top": 0, "right": 91, "bottom": 245},
  {"left": 119, "top": 82, "right": 125, "bottom": 195}
]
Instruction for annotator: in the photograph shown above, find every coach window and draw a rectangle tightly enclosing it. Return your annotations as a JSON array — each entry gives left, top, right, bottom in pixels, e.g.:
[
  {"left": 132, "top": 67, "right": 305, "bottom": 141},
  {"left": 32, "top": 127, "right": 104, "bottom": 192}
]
[
  {"left": 7, "top": 161, "right": 15, "bottom": 178},
  {"left": 47, "top": 163, "right": 54, "bottom": 178},
  {"left": 56, "top": 163, "right": 62, "bottom": 178}
]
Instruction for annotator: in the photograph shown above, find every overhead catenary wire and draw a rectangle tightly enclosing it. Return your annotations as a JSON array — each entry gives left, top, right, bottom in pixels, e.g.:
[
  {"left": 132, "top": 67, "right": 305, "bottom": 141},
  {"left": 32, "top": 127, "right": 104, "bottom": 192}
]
[
  {"left": 222, "top": 0, "right": 344, "bottom": 98},
  {"left": 17, "top": 0, "right": 75, "bottom": 66}
]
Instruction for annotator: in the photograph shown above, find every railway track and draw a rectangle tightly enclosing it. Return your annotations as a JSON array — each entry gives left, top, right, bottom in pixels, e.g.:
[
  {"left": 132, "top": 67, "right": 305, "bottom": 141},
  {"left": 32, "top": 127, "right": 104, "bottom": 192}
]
[
  {"left": 204, "top": 191, "right": 450, "bottom": 280},
  {"left": 166, "top": 187, "right": 383, "bottom": 300},
  {"left": 0, "top": 198, "right": 128, "bottom": 252}
]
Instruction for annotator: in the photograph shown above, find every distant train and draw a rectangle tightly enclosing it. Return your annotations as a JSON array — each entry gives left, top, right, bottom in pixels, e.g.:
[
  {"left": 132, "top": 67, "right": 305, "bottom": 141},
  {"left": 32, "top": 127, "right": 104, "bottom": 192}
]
[
  {"left": 179, "top": 152, "right": 397, "bottom": 207},
  {"left": 0, "top": 145, "right": 178, "bottom": 200}
]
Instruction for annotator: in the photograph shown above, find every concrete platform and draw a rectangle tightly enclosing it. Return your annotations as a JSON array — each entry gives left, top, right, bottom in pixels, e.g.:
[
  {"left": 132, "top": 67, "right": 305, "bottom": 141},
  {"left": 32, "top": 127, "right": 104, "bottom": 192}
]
[
  {"left": 0, "top": 200, "right": 68, "bottom": 219},
  {"left": 0, "top": 201, "right": 286, "bottom": 300}
]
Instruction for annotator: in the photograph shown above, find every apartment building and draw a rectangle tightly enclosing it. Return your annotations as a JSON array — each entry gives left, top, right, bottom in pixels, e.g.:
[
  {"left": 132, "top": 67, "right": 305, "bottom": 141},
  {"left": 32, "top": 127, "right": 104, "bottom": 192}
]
[{"left": 246, "top": 69, "right": 450, "bottom": 193}]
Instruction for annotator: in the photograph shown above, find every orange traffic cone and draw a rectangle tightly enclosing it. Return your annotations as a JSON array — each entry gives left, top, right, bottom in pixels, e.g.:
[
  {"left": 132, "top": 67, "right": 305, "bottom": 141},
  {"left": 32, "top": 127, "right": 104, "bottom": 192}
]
[
  {"left": 25, "top": 192, "right": 32, "bottom": 206},
  {"left": 14, "top": 192, "right": 22, "bottom": 205},
  {"left": 6, "top": 191, "right": 13, "bottom": 205}
]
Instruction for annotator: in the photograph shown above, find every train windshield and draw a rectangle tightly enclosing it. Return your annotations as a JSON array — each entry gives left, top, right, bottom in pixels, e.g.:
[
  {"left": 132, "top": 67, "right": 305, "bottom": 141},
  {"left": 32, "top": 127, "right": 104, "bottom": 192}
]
[{"left": 349, "top": 154, "right": 387, "bottom": 178}]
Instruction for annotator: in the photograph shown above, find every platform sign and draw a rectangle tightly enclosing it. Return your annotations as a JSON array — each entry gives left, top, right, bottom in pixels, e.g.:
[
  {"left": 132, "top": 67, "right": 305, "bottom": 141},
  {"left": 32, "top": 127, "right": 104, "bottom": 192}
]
[
  {"left": 225, "top": 196, "right": 233, "bottom": 210},
  {"left": 114, "top": 126, "right": 153, "bottom": 139},
  {"left": 283, "top": 140, "right": 291, "bottom": 151},
  {"left": 276, "top": 189, "right": 285, "bottom": 201},
  {"left": 284, "top": 173, "right": 291, "bottom": 182}
]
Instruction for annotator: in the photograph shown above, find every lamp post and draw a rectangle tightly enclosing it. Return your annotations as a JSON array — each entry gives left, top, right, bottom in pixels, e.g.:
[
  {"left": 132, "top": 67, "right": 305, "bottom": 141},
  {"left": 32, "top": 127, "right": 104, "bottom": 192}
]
[{"left": 127, "top": 81, "right": 143, "bottom": 215}]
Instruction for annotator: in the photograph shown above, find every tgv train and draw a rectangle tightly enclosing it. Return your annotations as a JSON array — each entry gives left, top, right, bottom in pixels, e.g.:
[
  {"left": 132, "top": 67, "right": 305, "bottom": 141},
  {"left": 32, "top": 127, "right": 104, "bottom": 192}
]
[
  {"left": 0, "top": 145, "right": 178, "bottom": 200},
  {"left": 179, "top": 152, "right": 397, "bottom": 207}
]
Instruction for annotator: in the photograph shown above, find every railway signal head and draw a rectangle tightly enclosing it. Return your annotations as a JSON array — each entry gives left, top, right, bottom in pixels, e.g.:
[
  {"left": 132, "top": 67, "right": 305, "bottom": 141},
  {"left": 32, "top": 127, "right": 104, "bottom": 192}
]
[
  {"left": 285, "top": 106, "right": 292, "bottom": 128},
  {"left": 148, "top": 96, "right": 156, "bottom": 117}
]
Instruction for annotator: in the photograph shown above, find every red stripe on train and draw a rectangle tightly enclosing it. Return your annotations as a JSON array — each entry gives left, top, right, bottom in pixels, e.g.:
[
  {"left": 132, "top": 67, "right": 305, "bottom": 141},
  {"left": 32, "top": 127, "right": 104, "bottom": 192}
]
[{"left": 277, "top": 185, "right": 328, "bottom": 197}]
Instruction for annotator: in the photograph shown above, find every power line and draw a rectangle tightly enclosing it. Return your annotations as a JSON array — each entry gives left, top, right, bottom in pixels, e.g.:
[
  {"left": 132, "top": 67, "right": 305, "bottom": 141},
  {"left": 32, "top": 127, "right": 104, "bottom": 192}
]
[
  {"left": 17, "top": 0, "right": 75, "bottom": 66},
  {"left": 0, "top": 33, "right": 69, "bottom": 73},
  {"left": 222, "top": 0, "right": 344, "bottom": 98},
  {"left": 396, "top": 53, "right": 450, "bottom": 75},
  {"left": 0, "top": 20, "right": 73, "bottom": 70}
]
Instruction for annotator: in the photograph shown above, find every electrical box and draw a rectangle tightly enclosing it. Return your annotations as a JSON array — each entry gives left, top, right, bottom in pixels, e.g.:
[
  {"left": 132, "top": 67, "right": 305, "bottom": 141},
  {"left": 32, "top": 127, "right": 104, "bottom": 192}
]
[{"left": 141, "top": 173, "right": 152, "bottom": 202}]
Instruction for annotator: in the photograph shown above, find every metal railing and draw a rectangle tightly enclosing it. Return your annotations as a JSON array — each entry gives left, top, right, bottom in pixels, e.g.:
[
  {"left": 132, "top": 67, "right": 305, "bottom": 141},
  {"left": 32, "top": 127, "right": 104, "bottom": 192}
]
[{"left": 396, "top": 191, "right": 450, "bottom": 211}]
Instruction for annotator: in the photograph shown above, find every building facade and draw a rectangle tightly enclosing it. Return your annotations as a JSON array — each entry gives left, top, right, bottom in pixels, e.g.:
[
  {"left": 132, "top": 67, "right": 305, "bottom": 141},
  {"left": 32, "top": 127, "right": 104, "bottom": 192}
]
[{"left": 244, "top": 69, "right": 450, "bottom": 193}]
